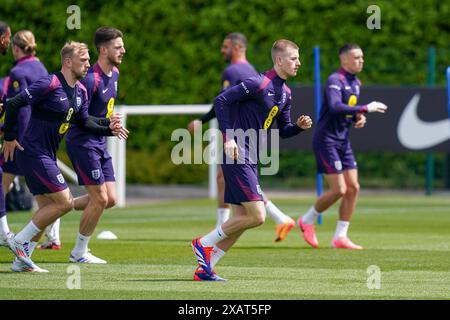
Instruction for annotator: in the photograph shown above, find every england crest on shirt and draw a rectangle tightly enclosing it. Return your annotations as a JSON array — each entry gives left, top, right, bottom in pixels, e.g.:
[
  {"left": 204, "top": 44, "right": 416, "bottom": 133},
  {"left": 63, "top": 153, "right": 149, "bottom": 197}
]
[
  {"left": 114, "top": 81, "right": 118, "bottom": 93},
  {"left": 76, "top": 96, "right": 81, "bottom": 107},
  {"left": 91, "top": 169, "right": 101, "bottom": 180},
  {"left": 56, "top": 174, "right": 65, "bottom": 184}
]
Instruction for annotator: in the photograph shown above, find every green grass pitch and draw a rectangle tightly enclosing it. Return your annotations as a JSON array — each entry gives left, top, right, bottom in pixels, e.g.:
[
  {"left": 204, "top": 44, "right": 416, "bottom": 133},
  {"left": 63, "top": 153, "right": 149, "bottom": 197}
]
[{"left": 1, "top": 195, "right": 450, "bottom": 300}]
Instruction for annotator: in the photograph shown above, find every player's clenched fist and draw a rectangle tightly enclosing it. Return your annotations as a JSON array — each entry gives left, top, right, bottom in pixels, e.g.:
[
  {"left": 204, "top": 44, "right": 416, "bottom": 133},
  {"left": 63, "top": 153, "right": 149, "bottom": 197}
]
[
  {"left": 109, "top": 121, "right": 129, "bottom": 140},
  {"left": 224, "top": 139, "right": 238, "bottom": 160},
  {"left": 109, "top": 112, "right": 123, "bottom": 124},
  {"left": 296, "top": 115, "right": 312, "bottom": 130},
  {"left": 187, "top": 119, "right": 202, "bottom": 134},
  {"left": 354, "top": 113, "right": 366, "bottom": 128}
]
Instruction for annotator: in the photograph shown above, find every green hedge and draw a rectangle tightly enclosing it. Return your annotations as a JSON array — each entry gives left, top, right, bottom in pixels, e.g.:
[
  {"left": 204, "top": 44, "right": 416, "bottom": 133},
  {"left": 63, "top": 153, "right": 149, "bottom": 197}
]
[
  {"left": 1, "top": 0, "right": 449, "bottom": 187},
  {"left": 260, "top": 151, "right": 446, "bottom": 189}
]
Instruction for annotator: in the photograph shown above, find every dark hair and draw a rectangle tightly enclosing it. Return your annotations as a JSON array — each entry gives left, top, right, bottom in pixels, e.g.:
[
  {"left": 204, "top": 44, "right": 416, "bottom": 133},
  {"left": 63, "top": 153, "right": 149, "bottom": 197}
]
[
  {"left": 0, "top": 21, "right": 9, "bottom": 35},
  {"left": 339, "top": 43, "right": 361, "bottom": 56},
  {"left": 224, "top": 32, "right": 247, "bottom": 49},
  {"left": 94, "top": 26, "right": 123, "bottom": 52}
]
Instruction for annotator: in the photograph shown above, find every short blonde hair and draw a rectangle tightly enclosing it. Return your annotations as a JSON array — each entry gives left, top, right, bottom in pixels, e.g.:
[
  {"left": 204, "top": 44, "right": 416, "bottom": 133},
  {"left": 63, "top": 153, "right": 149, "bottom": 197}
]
[
  {"left": 13, "top": 30, "right": 37, "bottom": 56},
  {"left": 271, "top": 39, "right": 299, "bottom": 63},
  {"left": 60, "top": 41, "right": 88, "bottom": 64}
]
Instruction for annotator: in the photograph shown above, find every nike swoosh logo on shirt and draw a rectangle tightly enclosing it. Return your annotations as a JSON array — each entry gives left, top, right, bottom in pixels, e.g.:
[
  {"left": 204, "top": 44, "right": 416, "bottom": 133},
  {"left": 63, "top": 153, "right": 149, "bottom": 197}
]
[
  {"left": 60, "top": 97, "right": 68, "bottom": 101},
  {"left": 102, "top": 88, "right": 109, "bottom": 94},
  {"left": 268, "top": 93, "right": 275, "bottom": 96},
  {"left": 397, "top": 93, "right": 450, "bottom": 149}
]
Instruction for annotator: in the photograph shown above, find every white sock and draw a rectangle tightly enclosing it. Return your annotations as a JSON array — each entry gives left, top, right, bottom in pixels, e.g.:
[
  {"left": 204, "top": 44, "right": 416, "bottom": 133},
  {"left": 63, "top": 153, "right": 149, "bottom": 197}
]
[
  {"left": 265, "top": 201, "right": 289, "bottom": 224},
  {"left": 15, "top": 221, "right": 41, "bottom": 243},
  {"left": 210, "top": 246, "right": 226, "bottom": 268},
  {"left": 28, "top": 241, "right": 38, "bottom": 257},
  {"left": 216, "top": 208, "right": 230, "bottom": 227},
  {"left": 302, "top": 206, "right": 321, "bottom": 225},
  {"left": 45, "top": 219, "right": 61, "bottom": 243},
  {"left": 200, "top": 226, "right": 227, "bottom": 247},
  {"left": 0, "top": 216, "right": 10, "bottom": 237},
  {"left": 334, "top": 220, "right": 350, "bottom": 239},
  {"left": 72, "top": 233, "right": 91, "bottom": 256}
]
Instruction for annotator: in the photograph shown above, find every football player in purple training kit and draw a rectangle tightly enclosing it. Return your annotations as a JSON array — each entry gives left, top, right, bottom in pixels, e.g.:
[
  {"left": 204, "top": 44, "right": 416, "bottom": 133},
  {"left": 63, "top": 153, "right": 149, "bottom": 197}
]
[
  {"left": 0, "top": 76, "right": 8, "bottom": 101},
  {"left": 0, "top": 76, "right": 7, "bottom": 133},
  {"left": 0, "top": 30, "right": 60, "bottom": 250},
  {"left": 3, "top": 30, "right": 48, "bottom": 193},
  {"left": 0, "top": 21, "right": 10, "bottom": 57},
  {"left": 298, "top": 44, "right": 387, "bottom": 250},
  {"left": 0, "top": 20, "right": 12, "bottom": 250},
  {"left": 191, "top": 40, "right": 313, "bottom": 281},
  {"left": 187, "top": 32, "right": 296, "bottom": 243},
  {"left": 2, "top": 41, "right": 128, "bottom": 272},
  {"left": 65, "top": 27, "right": 127, "bottom": 264}
]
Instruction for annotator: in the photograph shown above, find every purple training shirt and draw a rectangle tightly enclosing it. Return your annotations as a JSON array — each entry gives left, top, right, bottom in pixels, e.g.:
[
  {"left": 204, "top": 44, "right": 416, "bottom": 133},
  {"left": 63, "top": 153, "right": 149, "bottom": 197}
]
[
  {"left": 313, "top": 68, "right": 368, "bottom": 144},
  {"left": 6, "top": 55, "right": 48, "bottom": 143},
  {"left": 214, "top": 68, "right": 303, "bottom": 162},
  {"left": 66, "top": 62, "right": 119, "bottom": 148},
  {"left": 20, "top": 73, "right": 89, "bottom": 159}
]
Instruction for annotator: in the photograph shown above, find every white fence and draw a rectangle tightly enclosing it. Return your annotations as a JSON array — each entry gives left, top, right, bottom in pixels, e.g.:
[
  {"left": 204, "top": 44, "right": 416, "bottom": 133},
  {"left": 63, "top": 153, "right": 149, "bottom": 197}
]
[{"left": 106, "top": 104, "right": 219, "bottom": 207}]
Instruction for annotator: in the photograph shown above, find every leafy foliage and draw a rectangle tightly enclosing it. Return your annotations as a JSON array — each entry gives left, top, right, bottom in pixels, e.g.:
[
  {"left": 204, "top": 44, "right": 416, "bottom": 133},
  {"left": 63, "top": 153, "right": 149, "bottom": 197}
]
[{"left": 2, "top": 0, "right": 449, "bottom": 187}]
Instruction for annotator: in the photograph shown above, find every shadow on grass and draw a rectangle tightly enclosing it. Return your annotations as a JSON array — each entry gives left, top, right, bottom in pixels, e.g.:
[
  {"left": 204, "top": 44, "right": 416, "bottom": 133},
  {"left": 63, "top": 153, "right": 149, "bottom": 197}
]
[
  {"left": 117, "top": 239, "right": 188, "bottom": 243},
  {"left": 124, "top": 279, "right": 193, "bottom": 282},
  {"left": 231, "top": 246, "right": 328, "bottom": 251}
]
